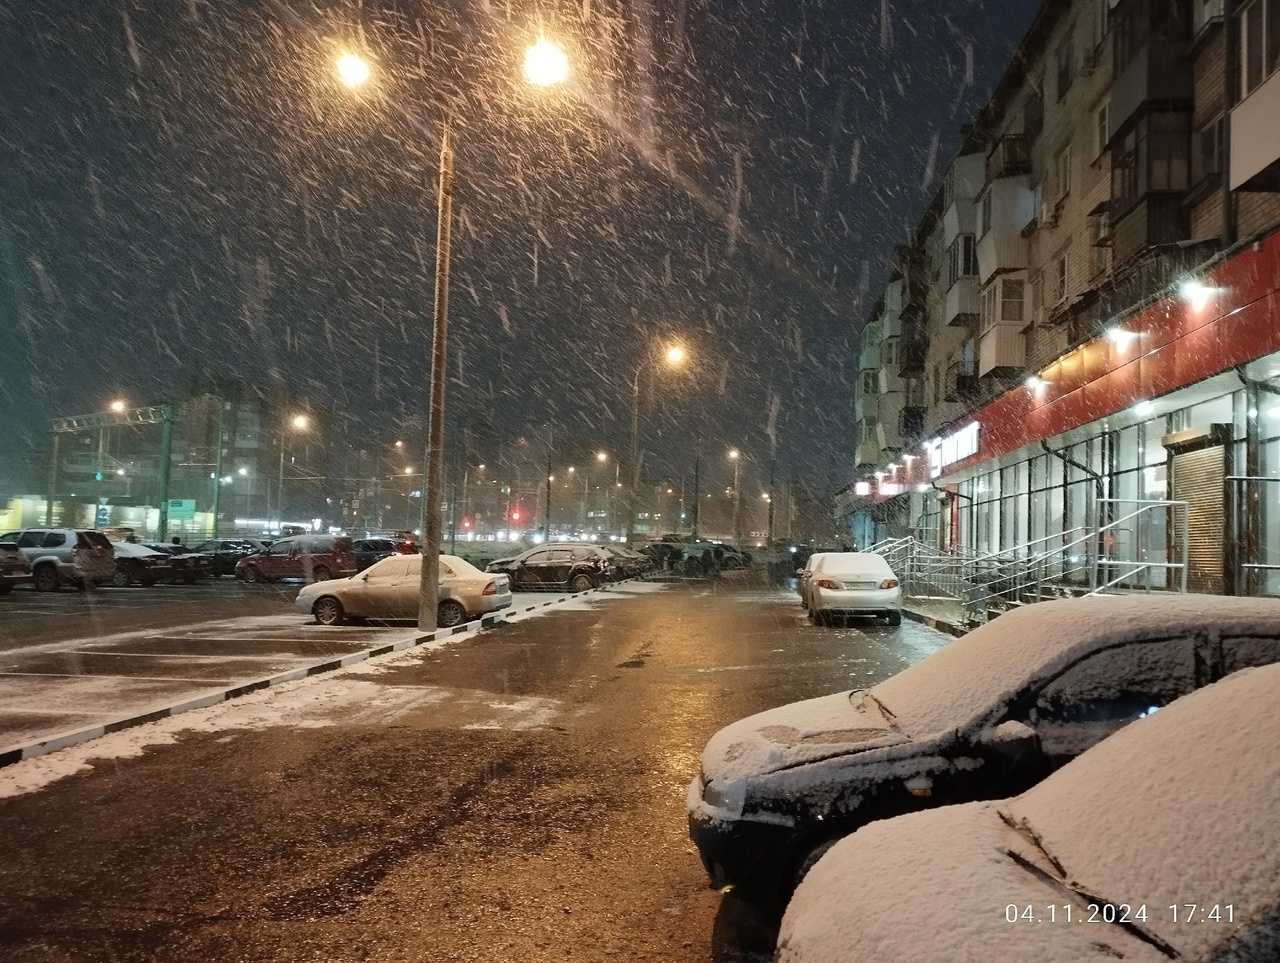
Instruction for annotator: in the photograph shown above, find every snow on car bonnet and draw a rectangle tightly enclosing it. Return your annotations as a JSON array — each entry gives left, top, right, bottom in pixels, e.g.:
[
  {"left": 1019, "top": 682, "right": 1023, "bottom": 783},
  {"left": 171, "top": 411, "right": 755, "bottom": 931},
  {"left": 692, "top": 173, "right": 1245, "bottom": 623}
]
[
  {"left": 1006, "top": 662, "right": 1280, "bottom": 959},
  {"left": 871, "top": 594, "right": 1280, "bottom": 738},
  {"left": 700, "top": 691, "right": 909, "bottom": 785}
]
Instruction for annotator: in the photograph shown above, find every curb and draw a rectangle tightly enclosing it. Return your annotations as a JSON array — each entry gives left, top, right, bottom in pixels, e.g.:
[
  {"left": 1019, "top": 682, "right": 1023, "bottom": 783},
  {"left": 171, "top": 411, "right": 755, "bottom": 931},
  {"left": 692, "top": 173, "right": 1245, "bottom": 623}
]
[
  {"left": 901, "top": 606, "right": 971, "bottom": 638},
  {"left": 0, "top": 581, "right": 620, "bottom": 770}
]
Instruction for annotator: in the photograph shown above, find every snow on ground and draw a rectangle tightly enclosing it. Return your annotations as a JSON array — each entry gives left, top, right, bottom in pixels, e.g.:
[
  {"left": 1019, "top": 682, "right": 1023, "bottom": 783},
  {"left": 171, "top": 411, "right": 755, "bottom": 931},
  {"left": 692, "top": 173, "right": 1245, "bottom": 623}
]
[{"left": 0, "top": 582, "right": 667, "bottom": 799}]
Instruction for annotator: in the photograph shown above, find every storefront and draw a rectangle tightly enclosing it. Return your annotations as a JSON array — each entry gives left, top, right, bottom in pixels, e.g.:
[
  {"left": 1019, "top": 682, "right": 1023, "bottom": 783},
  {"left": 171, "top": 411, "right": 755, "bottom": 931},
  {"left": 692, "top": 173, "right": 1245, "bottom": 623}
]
[{"left": 846, "top": 227, "right": 1280, "bottom": 597}]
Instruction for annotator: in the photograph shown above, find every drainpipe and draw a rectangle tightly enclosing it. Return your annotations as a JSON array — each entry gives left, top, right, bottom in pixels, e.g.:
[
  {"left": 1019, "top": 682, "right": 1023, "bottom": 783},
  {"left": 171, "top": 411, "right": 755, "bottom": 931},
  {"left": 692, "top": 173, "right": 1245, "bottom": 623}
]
[{"left": 1222, "top": 0, "right": 1238, "bottom": 245}]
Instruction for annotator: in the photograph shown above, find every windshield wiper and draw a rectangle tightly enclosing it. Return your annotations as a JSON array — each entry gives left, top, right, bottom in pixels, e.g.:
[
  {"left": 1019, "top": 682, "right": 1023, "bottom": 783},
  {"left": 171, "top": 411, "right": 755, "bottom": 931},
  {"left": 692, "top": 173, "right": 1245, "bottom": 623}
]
[
  {"left": 862, "top": 691, "right": 899, "bottom": 732},
  {"left": 997, "top": 809, "right": 1179, "bottom": 959}
]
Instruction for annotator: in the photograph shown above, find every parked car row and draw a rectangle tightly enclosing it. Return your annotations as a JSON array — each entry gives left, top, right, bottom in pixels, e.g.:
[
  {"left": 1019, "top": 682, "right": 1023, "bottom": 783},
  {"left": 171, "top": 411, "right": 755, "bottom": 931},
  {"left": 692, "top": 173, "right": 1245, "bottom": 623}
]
[
  {"left": 484, "top": 542, "right": 656, "bottom": 592},
  {"left": 687, "top": 595, "right": 1280, "bottom": 961}
]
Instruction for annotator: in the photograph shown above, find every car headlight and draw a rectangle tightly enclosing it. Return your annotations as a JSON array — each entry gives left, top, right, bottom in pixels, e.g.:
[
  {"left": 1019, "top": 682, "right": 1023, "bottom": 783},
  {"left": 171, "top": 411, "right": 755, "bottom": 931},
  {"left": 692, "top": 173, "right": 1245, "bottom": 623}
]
[{"left": 700, "top": 770, "right": 745, "bottom": 818}]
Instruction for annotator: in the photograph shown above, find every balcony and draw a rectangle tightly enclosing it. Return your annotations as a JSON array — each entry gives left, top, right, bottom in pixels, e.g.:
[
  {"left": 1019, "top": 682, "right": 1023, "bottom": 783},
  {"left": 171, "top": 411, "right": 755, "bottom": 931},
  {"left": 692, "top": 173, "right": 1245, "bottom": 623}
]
[
  {"left": 1231, "top": 68, "right": 1280, "bottom": 191},
  {"left": 976, "top": 183, "right": 1033, "bottom": 285},
  {"left": 944, "top": 362, "right": 978, "bottom": 402},
  {"left": 944, "top": 277, "right": 980, "bottom": 326},
  {"left": 898, "top": 406, "right": 926, "bottom": 440},
  {"left": 1109, "top": 42, "right": 1192, "bottom": 139},
  {"left": 1111, "top": 194, "right": 1190, "bottom": 267},
  {"left": 986, "top": 135, "right": 1030, "bottom": 182},
  {"left": 977, "top": 323, "right": 1026, "bottom": 377}
]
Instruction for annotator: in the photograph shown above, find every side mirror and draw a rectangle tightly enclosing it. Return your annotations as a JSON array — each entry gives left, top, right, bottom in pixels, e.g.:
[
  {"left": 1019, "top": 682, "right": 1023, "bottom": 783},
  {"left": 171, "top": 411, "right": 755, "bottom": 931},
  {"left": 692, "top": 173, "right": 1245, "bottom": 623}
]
[{"left": 984, "top": 720, "right": 1039, "bottom": 760}]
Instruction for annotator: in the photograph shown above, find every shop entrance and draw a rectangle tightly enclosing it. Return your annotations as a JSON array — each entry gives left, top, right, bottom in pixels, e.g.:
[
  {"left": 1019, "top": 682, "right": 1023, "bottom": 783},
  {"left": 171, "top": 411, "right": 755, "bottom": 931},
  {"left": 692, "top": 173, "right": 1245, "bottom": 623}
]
[{"left": 1164, "top": 425, "right": 1232, "bottom": 595}]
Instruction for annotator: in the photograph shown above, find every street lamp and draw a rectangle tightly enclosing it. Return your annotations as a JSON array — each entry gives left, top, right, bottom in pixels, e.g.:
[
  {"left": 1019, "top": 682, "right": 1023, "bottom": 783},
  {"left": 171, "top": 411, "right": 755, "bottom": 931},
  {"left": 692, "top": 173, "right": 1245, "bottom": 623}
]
[
  {"left": 728, "top": 448, "right": 741, "bottom": 549},
  {"left": 334, "top": 44, "right": 568, "bottom": 630},
  {"left": 276, "top": 413, "right": 309, "bottom": 531},
  {"left": 627, "top": 341, "right": 688, "bottom": 545}
]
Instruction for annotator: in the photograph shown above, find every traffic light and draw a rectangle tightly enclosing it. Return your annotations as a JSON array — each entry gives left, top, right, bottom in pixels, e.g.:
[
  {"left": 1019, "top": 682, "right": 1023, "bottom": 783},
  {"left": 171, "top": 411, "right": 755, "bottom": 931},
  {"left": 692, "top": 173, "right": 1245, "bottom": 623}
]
[
  {"left": 94, "top": 470, "right": 103, "bottom": 481},
  {"left": 510, "top": 510, "right": 522, "bottom": 522}
]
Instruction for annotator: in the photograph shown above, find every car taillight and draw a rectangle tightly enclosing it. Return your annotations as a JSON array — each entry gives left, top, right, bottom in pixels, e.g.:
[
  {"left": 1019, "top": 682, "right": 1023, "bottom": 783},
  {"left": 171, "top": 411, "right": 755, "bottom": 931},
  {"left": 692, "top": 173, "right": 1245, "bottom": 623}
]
[
  {"left": 880, "top": 578, "right": 900, "bottom": 589},
  {"left": 482, "top": 580, "right": 497, "bottom": 596},
  {"left": 815, "top": 578, "right": 840, "bottom": 590}
]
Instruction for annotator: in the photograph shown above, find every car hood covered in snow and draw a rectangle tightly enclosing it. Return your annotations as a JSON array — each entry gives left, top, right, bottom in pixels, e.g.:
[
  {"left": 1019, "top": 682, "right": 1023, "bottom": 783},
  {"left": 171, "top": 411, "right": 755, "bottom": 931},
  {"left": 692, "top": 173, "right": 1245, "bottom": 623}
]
[{"left": 699, "top": 691, "right": 912, "bottom": 787}]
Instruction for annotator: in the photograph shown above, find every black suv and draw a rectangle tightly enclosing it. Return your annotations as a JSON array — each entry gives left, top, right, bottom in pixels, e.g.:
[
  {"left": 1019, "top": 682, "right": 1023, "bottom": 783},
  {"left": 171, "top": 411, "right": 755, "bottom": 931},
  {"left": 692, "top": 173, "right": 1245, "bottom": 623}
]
[
  {"left": 486, "top": 544, "right": 609, "bottom": 592},
  {"left": 191, "top": 538, "right": 268, "bottom": 577}
]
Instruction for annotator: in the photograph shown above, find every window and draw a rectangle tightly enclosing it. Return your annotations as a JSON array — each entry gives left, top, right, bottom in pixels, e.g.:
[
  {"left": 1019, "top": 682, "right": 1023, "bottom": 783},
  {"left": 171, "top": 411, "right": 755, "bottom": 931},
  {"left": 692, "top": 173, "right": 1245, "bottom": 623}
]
[
  {"left": 1109, "top": 112, "right": 1190, "bottom": 214},
  {"left": 1194, "top": 115, "right": 1224, "bottom": 183},
  {"left": 881, "top": 338, "right": 900, "bottom": 366},
  {"left": 1096, "top": 0, "right": 1111, "bottom": 43},
  {"left": 933, "top": 363, "right": 943, "bottom": 405},
  {"left": 1025, "top": 89, "right": 1045, "bottom": 142},
  {"left": 1241, "top": 0, "right": 1280, "bottom": 97},
  {"left": 948, "top": 234, "right": 978, "bottom": 286},
  {"left": 1000, "top": 279, "right": 1025, "bottom": 323},
  {"left": 1094, "top": 102, "right": 1110, "bottom": 157},
  {"left": 1029, "top": 272, "right": 1045, "bottom": 326},
  {"left": 981, "top": 278, "right": 1025, "bottom": 329},
  {"left": 1056, "top": 144, "right": 1073, "bottom": 200},
  {"left": 1089, "top": 215, "right": 1111, "bottom": 278},
  {"left": 979, "top": 191, "right": 993, "bottom": 236},
  {"left": 860, "top": 370, "right": 878, "bottom": 395},
  {"left": 1055, "top": 252, "right": 1070, "bottom": 303},
  {"left": 1056, "top": 38, "right": 1075, "bottom": 100}
]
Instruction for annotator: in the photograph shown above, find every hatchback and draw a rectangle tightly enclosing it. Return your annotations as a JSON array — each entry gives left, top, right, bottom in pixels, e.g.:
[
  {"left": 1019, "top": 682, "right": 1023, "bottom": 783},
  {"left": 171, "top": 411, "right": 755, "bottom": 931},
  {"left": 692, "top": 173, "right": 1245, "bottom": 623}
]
[{"left": 687, "top": 594, "right": 1280, "bottom": 906}]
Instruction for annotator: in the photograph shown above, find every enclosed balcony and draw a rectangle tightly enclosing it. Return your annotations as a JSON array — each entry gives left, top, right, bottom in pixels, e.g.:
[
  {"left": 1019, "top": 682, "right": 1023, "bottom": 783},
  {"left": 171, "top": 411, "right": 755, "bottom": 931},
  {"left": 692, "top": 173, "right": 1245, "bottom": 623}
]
[
  {"left": 977, "top": 323, "right": 1026, "bottom": 377},
  {"left": 976, "top": 179, "right": 1033, "bottom": 284},
  {"left": 944, "top": 277, "right": 980, "bottom": 326},
  {"left": 1231, "top": 68, "right": 1280, "bottom": 191}
]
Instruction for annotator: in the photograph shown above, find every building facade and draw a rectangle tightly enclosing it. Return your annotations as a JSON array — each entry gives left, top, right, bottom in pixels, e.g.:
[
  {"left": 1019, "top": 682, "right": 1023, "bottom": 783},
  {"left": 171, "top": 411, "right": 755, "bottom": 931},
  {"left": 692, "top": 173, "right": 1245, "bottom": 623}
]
[{"left": 839, "top": 0, "right": 1280, "bottom": 597}]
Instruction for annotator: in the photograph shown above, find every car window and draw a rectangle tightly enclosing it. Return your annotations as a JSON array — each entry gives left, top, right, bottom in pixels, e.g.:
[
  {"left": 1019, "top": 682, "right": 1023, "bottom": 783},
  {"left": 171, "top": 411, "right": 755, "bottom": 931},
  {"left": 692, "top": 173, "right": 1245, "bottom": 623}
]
[
  {"left": 523, "top": 550, "right": 550, "bottom": 564},
  {"left": 17, "top": 531, "right": 44, "bottom": 548},
  {"left": 439, "top": 561, "right": 456, "bottom": 578},
  {"left": 79, "top": 531, "right": 112, "bottom": 550},
  {"left": 266, "top": 540, "right": 293, "bottom": 556},
  {"left": 549, "top": 550, "right": 574, "bottom": 562},
  {"left": 43, "top": 532, "right": 67, "bottom": 548},
  {"left": 366, "top": 556, "right": 410, "bottom": 580},
  {"left": 1221, "top": 635, "right": 1280, "bottom": 674},
  {"left": 0, "top": 531, "right": 17, "bottom": 541},
  {"left": 1026, "top": 638, "right": 1198, "bottom": 727}
]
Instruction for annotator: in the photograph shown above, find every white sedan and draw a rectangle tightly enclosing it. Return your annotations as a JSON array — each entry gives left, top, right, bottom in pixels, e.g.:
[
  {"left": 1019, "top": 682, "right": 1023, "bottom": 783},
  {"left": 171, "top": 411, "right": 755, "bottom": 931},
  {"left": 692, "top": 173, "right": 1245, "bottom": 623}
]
[
  {"left": 802, "top": 551, "right": 901, "bottom": 625},
  {"left": 778, "top": 662, "right": 1280, "bottom": 962},
  {"left": 295, "top": 553, "right": 511, "bottom": 628}
]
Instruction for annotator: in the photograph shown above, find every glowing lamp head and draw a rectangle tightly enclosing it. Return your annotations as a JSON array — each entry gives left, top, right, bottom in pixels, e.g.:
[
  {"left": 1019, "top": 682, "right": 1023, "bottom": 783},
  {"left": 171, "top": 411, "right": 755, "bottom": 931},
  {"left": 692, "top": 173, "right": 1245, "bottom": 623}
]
[
  {"left": 524, "top": 38, "right": 569, "bottom": 87},
  {"left": 1181, "top": 279, "right": 1213, "bottom": 312},
  {"left": 336, "top": 52, "right": 371, "bottom": 88}
]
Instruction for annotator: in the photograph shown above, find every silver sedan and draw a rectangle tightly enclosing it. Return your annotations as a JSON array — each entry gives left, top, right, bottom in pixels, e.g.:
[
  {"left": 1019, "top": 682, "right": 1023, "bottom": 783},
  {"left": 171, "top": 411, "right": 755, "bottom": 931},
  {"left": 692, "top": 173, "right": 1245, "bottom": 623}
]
[{"left": 295, "top": 553, "right": 512, "bottom": 627}]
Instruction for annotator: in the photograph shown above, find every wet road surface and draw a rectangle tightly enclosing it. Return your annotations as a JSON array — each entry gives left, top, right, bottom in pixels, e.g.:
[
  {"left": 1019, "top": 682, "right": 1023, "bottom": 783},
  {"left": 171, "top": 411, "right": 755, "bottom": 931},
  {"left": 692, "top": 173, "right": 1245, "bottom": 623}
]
[{"left": 0, "top": 573, "right": 949, "bottom": 962}]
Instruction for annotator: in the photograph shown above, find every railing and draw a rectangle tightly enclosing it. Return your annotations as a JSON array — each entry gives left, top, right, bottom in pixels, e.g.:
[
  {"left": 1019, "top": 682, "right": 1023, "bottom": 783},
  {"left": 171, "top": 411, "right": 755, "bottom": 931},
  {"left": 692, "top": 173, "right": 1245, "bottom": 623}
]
[{"left": 865, "top": 497, "right": 1190, "bottom": 624}]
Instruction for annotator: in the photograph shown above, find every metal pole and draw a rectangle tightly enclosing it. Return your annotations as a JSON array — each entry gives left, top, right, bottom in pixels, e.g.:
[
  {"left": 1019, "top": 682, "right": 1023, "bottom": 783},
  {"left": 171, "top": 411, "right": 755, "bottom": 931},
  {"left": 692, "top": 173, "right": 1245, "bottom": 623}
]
[
  {"left": 626, "top": 364, "right": 642, "bottom": 546},
  {"left": 544, "top": 456, "right": 552, "bottom": 541},
  {"left": 732, "top": 457, "right": 741, "bottom": 548},
  {"left": 210, "top": 398, "right": 225, "bottom": 540},
  {"left": 767, "top": 457, "right": 776, "bottom": 544},
  {"left": 691, "top": 455, "right": 700, "bottom": 540},
  {"left": 46, "top": 431, "right": 60, "bottom": 526},
  {"left": 418, "top": 120, "right": 454, "bottom": 631},
  {"left": 156, "top": 406, "right": 174, "bottom": 539},
  {"left": 277, "top": 441, "right": 286, "bottom": 530}
]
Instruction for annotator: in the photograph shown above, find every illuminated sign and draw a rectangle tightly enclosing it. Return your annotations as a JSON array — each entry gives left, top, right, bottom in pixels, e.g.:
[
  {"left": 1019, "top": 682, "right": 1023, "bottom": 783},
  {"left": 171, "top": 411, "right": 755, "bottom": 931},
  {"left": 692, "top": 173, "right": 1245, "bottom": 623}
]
[
  {"left": 927, "top": 422, "right": 981, "bottom": 478},
  {"left": 854, "top": 481, "right": 872, "bottom": 497}
]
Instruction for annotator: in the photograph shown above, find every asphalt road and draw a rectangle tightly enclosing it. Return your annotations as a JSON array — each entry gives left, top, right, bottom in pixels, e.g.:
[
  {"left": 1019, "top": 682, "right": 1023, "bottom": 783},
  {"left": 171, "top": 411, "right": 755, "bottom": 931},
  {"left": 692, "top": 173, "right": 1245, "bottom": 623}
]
[{"left": 0, "top": 572, "right": 950, "bottom": 962}]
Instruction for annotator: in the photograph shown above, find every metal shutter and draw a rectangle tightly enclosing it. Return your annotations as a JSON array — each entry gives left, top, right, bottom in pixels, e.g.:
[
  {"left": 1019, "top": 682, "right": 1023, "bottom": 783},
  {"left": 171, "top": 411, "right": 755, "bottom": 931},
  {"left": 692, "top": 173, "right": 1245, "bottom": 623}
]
[{"left": 1171, "top": 446, "right": 1224, "bottom": 594}]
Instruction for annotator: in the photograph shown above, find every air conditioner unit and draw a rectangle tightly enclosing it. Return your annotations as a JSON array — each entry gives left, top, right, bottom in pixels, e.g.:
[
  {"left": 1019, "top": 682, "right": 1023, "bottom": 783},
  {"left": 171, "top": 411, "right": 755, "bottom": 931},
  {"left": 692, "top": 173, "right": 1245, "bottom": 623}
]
[{"left": 1039, "top": 202, "right": 1059, "bottom": 227}]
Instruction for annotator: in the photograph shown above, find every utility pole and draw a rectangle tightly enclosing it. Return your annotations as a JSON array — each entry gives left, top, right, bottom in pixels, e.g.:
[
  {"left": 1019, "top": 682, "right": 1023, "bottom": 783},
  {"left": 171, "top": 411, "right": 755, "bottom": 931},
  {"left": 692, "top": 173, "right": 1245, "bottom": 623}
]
[{"left": 691, "top": 455, "right": 700, "bottom": 540}]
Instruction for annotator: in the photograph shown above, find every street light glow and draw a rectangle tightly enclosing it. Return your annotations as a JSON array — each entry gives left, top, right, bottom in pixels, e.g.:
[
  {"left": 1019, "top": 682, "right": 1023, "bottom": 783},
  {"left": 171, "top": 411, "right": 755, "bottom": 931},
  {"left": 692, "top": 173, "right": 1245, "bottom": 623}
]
[
  {"left": 336, "top": 52, "right": 371, "bottom": 88},
  {"left": 109, "top": 399, "right": 127, "bottom": 412},
  {"left": 523, "top": 38, "right": 569, "bottom": 87},
  {"left": 665, "top": 345, "right": 686, "bottom": 366},
  {"left": 291, "top": 414, "right": 309, "bottom": 430},
  {"left": 728, "top": 449, "right": 740, "bottom": 460}
]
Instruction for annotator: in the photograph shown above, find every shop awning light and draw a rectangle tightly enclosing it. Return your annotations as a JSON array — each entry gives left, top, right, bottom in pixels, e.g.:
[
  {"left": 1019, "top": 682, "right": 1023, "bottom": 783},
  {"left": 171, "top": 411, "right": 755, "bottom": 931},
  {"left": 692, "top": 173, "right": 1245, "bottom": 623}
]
[
  {"left": 1106, "top": 327, "right": 1138, "bottom": 347},
  {"left": 1180, "top": 279, "right": 1213, "bottom": 312},
  {"left": 1132, "top": 400, "right": 1155, "bottom": 416},
  {"left": 1026, "top": 375, "right": 1046, "bottom": 391}
]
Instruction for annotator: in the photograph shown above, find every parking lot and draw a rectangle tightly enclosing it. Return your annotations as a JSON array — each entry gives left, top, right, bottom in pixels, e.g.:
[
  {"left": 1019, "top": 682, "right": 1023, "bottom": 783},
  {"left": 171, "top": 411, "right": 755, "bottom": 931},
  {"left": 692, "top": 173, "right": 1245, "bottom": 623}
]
[{"left": 0, "top": 578, "right": 594, "bottom": 763}]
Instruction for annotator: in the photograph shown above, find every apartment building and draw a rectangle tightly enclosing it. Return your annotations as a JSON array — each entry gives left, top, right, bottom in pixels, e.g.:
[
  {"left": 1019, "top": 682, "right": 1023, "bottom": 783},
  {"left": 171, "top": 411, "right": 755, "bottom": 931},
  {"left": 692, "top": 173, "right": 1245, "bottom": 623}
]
[{"left": 839, "top": 0, "right": 1280, "bottom": 597}]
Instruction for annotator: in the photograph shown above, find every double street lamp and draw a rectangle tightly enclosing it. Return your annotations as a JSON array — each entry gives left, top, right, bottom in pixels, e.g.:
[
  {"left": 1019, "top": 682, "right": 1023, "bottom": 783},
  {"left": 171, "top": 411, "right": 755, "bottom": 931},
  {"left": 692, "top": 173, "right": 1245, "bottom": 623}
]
[{"left": 337, "top": 39, "right": 568, "bottom": 630}]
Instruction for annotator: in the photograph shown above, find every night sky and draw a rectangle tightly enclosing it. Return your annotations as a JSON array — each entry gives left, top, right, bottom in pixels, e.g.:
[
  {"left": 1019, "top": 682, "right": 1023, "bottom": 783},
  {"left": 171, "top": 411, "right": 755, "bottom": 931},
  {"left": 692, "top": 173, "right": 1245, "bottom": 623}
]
[{"left": 0, "top": 0, "right": 1036, "bottom": 499}]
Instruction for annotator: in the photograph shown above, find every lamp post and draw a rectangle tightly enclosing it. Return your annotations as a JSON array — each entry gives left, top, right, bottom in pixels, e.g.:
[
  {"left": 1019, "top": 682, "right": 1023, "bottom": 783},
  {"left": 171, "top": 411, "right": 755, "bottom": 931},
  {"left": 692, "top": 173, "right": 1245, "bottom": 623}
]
[
  {"left": 728, "top": 448, "right": 742, "bottom": 548},
  {"left": 626, "top": 342, "right": 688, "bottom": 545},
  {"left": 337, "top": 43, "right": 567, "bottom": 630},
  {"left": 596, "top": 450, "right": 610, "bottom": 532},
  {"left": 276, "top": 413, "right": 309, "bottom": 531}
]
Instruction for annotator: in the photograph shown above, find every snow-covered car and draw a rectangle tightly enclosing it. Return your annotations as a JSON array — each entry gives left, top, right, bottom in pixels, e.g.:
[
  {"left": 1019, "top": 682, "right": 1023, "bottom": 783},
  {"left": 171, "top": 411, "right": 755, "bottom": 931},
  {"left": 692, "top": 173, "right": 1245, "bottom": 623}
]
[
  {"left": 485, "top": 544, "right": 608, "bottom": 592},
  {"left": 295, "top": 552, "right": 512, "bottom": 628},
  {"left": 777, "top": 662, "right": 1280, "bottom": 963},
  {"left": 110, "top": 540, "right": 176, "bottom": 587},
  {"left": 687, "top": 595, "right": 1280, "bottom": 906},
  {"left": 801, "top": 551, "right": 901, "bottom": 625}
]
